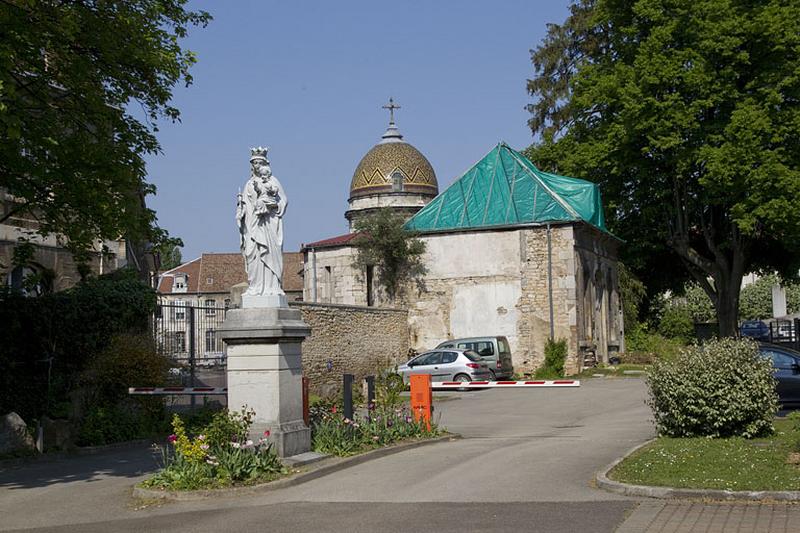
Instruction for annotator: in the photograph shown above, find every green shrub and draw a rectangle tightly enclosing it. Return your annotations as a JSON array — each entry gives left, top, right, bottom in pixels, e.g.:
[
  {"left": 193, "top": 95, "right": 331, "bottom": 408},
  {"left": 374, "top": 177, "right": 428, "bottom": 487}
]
[
  {"left": 625, "top": 324, "right": 683, "bottom": 361},
  {"left": 657, "top": 305, "right": 695, "bottom": 342},
  {"left": 534, "top": 338, "right": 567, "bottom": 378},
  {"left": 646, "top": 338, "right": 777, "bottom": 438},
  {"left": 0, "top": 270, "right": 156, "bottom": 422}
]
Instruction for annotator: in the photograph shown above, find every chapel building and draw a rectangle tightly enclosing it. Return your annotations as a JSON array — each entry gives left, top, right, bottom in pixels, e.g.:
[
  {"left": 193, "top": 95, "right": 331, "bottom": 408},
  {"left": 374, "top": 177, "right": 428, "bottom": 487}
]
[{"left": 303, "top": 103, "right": 623, "bottom": 373}]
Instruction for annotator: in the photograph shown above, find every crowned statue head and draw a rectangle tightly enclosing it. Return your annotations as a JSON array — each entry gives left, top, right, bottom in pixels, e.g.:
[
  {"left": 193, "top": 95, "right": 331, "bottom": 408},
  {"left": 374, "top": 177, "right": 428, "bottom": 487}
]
[{"left": 249, "top": 146, "right": 271, "bottom": 178}]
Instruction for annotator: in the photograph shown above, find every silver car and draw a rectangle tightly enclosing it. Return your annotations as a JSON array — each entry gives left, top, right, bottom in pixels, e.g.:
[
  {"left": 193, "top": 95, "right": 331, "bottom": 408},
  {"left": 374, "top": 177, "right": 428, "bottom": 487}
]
[{"left": 397, "top": 349, "right": 492, "bottom": 384}]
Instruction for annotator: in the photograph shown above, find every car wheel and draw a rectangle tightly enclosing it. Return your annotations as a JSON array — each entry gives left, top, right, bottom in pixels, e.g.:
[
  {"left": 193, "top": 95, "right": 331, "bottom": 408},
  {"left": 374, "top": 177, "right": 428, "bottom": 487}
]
[{"left": 454, "top": 373, "right": 471, "bottom": 391}]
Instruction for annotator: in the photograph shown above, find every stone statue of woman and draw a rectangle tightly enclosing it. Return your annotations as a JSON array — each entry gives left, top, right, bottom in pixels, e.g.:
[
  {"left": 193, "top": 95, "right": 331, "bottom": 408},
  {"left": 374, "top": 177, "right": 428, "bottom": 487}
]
[{"left": 237, "top": 146, "right": 287, "bottom": 307}]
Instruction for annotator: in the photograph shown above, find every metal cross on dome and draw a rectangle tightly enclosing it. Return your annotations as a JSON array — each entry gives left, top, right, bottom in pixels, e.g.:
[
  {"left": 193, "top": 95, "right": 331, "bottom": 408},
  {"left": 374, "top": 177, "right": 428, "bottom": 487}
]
[{"left": 382, "top": 97, "right": 401, "bottom": 125}]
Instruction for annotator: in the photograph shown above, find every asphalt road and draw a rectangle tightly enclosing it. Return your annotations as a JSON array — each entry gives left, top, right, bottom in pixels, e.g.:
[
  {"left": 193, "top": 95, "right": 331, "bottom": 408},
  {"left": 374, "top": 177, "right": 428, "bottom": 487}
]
[{"left": 0, "top": 378, "right": 653, "bottom": 532}]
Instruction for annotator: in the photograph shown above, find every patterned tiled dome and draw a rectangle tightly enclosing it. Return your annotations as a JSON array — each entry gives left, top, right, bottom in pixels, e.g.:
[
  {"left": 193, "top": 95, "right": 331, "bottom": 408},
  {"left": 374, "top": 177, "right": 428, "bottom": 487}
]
[{"left": 349, "top": 118, "right": 438, "bottom": 200}]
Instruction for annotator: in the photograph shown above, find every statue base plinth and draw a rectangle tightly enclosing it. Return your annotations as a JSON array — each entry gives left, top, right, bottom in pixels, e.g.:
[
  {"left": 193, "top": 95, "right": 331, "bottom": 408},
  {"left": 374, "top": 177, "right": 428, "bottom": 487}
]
[
  {"left": 242, "top": 293, "right": 287, "bottom": 308},
  {"left": 220, "top": 307, "right": 311, "bottom": 457}
]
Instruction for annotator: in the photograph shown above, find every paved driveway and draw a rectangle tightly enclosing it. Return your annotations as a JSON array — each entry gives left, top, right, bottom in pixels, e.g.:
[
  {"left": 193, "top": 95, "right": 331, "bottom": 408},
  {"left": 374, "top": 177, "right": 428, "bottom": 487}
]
[{"left": 1, "top": 379, "right": 653, "bottom": 532}]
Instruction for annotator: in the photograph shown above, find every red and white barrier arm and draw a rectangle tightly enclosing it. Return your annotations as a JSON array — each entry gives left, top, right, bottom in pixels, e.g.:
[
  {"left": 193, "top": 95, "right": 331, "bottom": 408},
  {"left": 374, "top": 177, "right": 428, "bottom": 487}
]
[
  {"left": 128, "top": 387, "right": 228, "bottom": 395},
  {"left": 431, "top": 380, "right": 580, "bottom": 388}
]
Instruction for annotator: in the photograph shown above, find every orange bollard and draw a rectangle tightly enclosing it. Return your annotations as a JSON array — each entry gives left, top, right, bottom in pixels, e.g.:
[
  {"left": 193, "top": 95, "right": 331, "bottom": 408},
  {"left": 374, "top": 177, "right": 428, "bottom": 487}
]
[{"left": 410, "top": 374, "right": 433, "bottom": 430}]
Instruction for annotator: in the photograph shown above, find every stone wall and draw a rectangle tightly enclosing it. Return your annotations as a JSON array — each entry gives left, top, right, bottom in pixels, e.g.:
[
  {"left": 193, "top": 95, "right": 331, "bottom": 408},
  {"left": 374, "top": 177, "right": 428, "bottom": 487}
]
[
  {"left": 516, "top": 225, "right": 580, "bottom": 375},
  {"left": 291, "top": 302, "right": 408, "bottom": 392},
  {"left": 574, "top": 225, "right": 622, "bottom": 363},
  {"left": 303, "top": 246, "right": 366, "bottom": 306}
]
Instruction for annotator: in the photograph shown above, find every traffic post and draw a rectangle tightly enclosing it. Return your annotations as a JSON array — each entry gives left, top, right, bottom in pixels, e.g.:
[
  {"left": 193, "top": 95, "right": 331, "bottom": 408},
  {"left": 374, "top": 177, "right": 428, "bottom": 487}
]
[{"left": 410, "top": 374, "right": 433, "bottom": 430}]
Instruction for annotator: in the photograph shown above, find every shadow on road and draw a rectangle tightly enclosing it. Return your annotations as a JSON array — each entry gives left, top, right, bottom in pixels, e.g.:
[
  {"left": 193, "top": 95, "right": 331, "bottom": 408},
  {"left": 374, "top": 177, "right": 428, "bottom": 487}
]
[{"left": 0, "top": 445, "right": 157, "bottom": 490}]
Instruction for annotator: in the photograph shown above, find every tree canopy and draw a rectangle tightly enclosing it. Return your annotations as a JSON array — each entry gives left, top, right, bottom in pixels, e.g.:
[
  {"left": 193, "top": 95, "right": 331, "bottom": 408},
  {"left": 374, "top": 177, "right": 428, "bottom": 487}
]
[
  {"left": 351, "top": 209, "right": 427, "bottom": 302},
  {"left": 0, "top": 1, "right": 210, "bottom": 255},
  {"left": 526, "top": 0, "right": 800, "bottom": 335}
]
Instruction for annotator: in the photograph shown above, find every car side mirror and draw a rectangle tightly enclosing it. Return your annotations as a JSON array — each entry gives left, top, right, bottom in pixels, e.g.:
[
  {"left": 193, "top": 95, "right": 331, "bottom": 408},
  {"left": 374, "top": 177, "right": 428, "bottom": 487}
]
[{"left": 407, "top": 362, "right": 415, "bottom": 368}]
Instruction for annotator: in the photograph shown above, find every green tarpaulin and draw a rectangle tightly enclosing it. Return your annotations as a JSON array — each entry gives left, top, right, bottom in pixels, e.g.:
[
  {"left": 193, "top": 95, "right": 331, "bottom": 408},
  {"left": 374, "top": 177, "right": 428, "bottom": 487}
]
[{"left": 404, "top": 142, "right": 609, "bottom": 233}]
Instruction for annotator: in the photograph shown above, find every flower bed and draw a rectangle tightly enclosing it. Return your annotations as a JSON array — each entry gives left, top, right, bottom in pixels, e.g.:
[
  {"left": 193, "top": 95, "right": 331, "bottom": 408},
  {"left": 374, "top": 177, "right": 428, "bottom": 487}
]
[
  {"left": 310, "top": 400, "right": 439, "bottom": 457},
  {"left": 141, "top": 408, "right": 285, "bottom": 491}
]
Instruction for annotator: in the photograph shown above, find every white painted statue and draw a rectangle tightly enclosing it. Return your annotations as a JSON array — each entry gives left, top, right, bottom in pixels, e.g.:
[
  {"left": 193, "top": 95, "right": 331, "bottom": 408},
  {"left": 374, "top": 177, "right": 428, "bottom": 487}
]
[{"left": 237, "top": 147, "right": 287, "bottom": 304}]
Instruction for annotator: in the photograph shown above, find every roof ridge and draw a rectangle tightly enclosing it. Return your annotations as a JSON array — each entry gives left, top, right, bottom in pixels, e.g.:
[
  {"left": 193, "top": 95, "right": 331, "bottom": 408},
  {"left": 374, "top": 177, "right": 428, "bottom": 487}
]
[
  {"left": 162, "top": 257, "right": 201, "bottom": 275},
  {"left": 504, "top": 146, "right": 581, "bottom": 221}
]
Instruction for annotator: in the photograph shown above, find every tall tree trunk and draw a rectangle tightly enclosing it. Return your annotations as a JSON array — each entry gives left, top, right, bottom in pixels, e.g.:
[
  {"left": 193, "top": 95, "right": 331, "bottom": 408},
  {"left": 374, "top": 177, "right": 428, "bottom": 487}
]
[{"left": 711, "top": 275, "right": 742, "bottom": 337}]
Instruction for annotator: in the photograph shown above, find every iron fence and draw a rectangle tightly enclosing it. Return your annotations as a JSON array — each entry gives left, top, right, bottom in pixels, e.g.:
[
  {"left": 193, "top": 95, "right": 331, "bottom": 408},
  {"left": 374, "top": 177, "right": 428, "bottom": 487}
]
[
  {"left": 152, "top": 301, "right": 228, "bottom": 402},
  {"left": 768, "top": 318, "right": 800, "bottom": 350}
]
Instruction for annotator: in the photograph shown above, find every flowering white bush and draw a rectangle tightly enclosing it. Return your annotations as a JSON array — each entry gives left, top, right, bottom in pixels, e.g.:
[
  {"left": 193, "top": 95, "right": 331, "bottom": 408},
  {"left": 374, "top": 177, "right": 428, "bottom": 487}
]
[{"left": 646, "top": 338, "right": 777, "bottom": 438}]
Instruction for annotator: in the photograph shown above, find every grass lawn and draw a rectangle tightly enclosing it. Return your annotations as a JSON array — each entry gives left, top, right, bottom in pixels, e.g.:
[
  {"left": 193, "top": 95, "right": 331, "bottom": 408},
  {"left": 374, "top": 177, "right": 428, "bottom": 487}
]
[{"left": 609, "top": 419, "right": 800, "bottom": 491}]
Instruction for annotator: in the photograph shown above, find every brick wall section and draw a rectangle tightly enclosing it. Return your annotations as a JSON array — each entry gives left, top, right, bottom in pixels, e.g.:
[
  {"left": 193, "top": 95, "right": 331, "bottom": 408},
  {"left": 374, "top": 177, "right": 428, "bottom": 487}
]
[{"left": 290, "top": 301, "right": 408, "bottom": 392}]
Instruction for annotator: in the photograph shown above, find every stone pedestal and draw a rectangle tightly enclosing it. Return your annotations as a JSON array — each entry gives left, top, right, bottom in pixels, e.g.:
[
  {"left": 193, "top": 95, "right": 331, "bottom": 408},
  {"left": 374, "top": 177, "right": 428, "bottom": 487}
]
[{"left": 219, "top": 306, "right": 311, "bottom": 457}]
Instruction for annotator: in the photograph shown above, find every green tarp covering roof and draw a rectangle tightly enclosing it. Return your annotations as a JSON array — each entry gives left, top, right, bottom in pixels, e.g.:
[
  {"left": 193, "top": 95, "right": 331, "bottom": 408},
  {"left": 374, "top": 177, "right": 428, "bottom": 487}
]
[{"left": 404, "top": 142, "right": 609, "bottom": 233}]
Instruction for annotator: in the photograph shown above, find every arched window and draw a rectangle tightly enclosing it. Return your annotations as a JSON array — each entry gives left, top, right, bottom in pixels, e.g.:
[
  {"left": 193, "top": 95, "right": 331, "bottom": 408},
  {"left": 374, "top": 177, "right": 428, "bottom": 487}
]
[{"left": 392, "top": 171, "right": 404, "bottom": 192}]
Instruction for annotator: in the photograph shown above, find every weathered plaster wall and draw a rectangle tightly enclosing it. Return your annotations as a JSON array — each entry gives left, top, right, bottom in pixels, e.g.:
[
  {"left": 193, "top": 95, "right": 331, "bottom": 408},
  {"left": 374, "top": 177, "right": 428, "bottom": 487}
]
[
  {"left": 406, "top": 229, "right": 524, "bottom": 357},
  {"left": 291, "top": 302, "right": 408, "bottom": 392}
]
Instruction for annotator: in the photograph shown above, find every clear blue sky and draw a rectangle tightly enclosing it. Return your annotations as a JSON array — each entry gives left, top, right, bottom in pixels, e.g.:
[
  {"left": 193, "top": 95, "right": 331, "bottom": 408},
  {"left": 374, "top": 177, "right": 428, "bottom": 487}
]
[{"left": 145, "top": 0, "right": 571, "bottom": 260}]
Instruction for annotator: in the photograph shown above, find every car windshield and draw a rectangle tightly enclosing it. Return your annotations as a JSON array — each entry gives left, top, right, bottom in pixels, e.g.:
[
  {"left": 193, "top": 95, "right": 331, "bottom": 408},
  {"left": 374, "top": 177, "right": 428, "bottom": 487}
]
[{"left": 463, "top": 350, "right": 482, "bottom": 362}]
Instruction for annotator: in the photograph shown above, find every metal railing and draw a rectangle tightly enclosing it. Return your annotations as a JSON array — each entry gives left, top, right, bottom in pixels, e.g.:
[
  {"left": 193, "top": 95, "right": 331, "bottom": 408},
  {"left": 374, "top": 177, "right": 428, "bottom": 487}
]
[{"left": 152, "top": 301, "right": 229, "bottom": 403}]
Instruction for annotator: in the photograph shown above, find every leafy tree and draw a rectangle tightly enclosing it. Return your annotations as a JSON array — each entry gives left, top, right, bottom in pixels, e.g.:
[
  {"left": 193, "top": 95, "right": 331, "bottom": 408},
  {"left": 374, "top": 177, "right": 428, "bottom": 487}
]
[
  {"left": 0, "top": 1, "right": 211, "bottom": 254},
  {"left": 739, "top": 274, "right": 800, "bottom": 320},
  {"left": 618, "top": 262, "right": 646, "bottom": 328},
  {"left": 351, "top": 209, "right": 427, "bottom": 302},
  {"left": 153, "top": 237, "right": 184, "bottom": 271},
  {"left": 526, "top": 0, "right": 800, "bottom": 336}
]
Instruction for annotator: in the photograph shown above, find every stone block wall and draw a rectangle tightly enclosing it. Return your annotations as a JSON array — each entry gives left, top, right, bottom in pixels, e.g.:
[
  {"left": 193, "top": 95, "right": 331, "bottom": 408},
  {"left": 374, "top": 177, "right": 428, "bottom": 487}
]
[
  {"left": 303, "top": 247, "right": 366, "bottom": 306},
  {"left": 291, "top": 302, "right": 408, "bottom": 392},
  {"left": 516, "top": 225, "right": 580, "bottom": 375}
]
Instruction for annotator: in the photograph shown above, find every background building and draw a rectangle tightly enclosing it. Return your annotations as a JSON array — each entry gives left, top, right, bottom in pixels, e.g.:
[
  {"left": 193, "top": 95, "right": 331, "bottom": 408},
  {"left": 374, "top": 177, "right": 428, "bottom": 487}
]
[{"left": 303, "top": 110, "right": 623, "bottom": 374}]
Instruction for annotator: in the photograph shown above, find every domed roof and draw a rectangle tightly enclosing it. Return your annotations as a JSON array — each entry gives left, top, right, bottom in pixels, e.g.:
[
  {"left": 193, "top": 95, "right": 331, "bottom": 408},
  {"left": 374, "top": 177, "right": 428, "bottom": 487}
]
[{"left": 349, "top": 107, "right": 438, "bottom": 200}]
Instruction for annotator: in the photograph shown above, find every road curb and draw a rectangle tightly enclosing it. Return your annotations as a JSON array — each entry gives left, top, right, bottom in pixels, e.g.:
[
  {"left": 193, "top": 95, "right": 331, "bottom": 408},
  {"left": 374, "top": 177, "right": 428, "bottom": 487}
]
[
  {"left": 132, "top": 433, "right": 460, "bottom": 502},
  {"left": 596, "top": 438, "right": 800, "bottom": 501}
]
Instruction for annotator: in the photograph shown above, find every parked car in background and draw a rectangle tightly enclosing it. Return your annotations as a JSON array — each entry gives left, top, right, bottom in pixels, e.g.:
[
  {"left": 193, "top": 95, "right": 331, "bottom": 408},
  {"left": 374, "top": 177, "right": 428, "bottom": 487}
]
[
  {"left": 758, "top": 343, "right": 800, "bottom": 406},
  {"left": 397, "top": 349, "right": 492, "bottom": 384},
  {"left": 741, "top": 320, "right": 770, "bottom": 341},
  {"left": 435, "top": 336, "right": 514, "bottom": 380}
]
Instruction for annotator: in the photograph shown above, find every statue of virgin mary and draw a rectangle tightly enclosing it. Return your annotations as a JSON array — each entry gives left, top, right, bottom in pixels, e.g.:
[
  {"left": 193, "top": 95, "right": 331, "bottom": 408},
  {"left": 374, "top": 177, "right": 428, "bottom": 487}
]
[{"left": 236, "top": 147, "right": 287, "bottom": 305}]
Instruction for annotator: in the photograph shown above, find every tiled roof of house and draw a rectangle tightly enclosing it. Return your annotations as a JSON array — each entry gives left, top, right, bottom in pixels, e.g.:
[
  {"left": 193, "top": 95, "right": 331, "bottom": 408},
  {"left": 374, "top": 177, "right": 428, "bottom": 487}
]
[
  {"left": 302, "top": 232, "right": 361, "bottom": 250},
  {"left": 157, "top": 252, "right": 303, "bottom": 295},
  {"left": 282, "top": 251, "right": 304, "bottom": 292},
  {"left": 198, "top": 253, "right": 247, "bottom": 293},
  {"left": 158, "top": 257, "right": 201, "bottom": 293}
]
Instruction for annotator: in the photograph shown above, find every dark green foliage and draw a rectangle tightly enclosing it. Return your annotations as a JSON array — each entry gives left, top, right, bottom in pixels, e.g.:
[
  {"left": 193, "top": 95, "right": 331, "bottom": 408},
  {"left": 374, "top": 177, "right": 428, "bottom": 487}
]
[
  {"left": 657, "top": 306, "right": 696, "bottom": 343},
  {"left": 619, "top": 262, "right": 646, "bottom": 328},
  {"left": 625, "top": 324, "right": 684, "bottom": 361},
  {"left": 527, "top": 0, "right": 800, "bottom": 337},
  {"left": 0, "top": 1, "right": 210, "bottom": 253},
  {"left": 153, "top": 238, "right": 185, "bottom": 271},
  {"left": 0, "top": 270, "right": 157, "bottom": 422},
  {"left": 535, "top": 338, "right": 568, "bottom": 378},
  {"left": 352, "top": 208, "right": 427, "bottom": 301}
]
